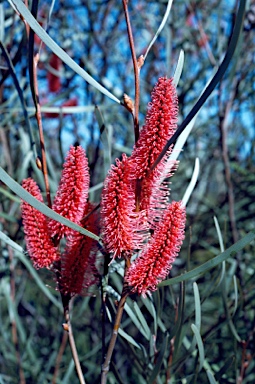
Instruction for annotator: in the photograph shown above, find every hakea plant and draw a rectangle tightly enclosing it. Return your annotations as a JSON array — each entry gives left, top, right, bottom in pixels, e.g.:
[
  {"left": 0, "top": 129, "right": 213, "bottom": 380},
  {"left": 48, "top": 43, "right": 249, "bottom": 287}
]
[
  {"left": 21, "top": 77, "right": 185, "bottom": 299},
  {"left": 21, "top": 76, "right": 186, "bottom": 383}
]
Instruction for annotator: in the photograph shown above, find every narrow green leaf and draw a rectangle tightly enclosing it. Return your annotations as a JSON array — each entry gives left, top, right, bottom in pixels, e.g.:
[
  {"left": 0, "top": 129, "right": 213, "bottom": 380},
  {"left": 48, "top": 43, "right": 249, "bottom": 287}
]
[
  {"left": 0, "top": 167, "right": 99, "bottom": 241},
  {"left": 193, "top": 282, "right": 201, "bottom": 331},
  {"left": 125, "top": 300, "right": 149, "bottom": 340},
  {"left": 118, "top": 328, "right": 141, "bottom": 349},
  {"left": 169, "top": 282, "right": 185, "bottom": 340},
  {"left": 133, "top": 301, "right": 151, "bottom": 341},
  {"left": 173, "top": 49, "right": 184, "bottom": 86},
  {"left": 9, "top": 0, "right": 120, "bottom": 104},
  {"left": 182, "top": 158, "right": 200, "bottom": 207},
  {"left": 158, "top": 230, "right": 255, "bottom": 287},
  {"left": 232, "top": 275, "right": 238, "bottom": 316},
  {"left": 214, "top": 216, "right": 225, "bottom": 253},
  {"left": 206, "top": 370, "right": 219, "bottom": 384},
  {"left": 191, "top": 324, "right": 204, "bottom": 372},
  {"left": 144, "top": 0, "right": 173, "bottom": 60},
  {"left": 148, "top": 333, "right": 169, "bottom": 384},
  {"left": 1, "top": 279, "right": 26, "bottom": 343}
]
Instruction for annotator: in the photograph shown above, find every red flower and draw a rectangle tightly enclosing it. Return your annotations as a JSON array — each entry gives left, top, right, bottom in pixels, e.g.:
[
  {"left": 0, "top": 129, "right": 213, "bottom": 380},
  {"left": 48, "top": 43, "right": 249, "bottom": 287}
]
[
  {"left": 131, "top": 77, "right": 178, "bottom": 179},
  {"left": 101, "top": 154, "right": 148, "bottom": 259},
  {"left": 60, "top": 203, "right": 99, "bottom": 296},
  {"left": 48, "top": 145, "right": 90, "bottom": 239},
  {"left": 21, "top": 178, "right": 60, "bottom": 269},
  {"left": 126, "top": 201, "right": 186, "bottom": 297}
]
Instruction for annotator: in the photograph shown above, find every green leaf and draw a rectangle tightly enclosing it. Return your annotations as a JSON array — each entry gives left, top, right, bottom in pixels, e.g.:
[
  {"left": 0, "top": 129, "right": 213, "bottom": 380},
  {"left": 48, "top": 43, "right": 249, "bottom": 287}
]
[
  {"left": 144, "top": 0, "right": 173, "bottom": 60},
  {"left": 191, "top": 324, "right": 204, "bottom": 372},
  {"left": 158, "top": 230, "right": 255, "bottom": 287},
  {"left": 182, "top": 158, "right": 200, "bottom": 207},
  {"left": 9, "top": 0, "right": 120, "bottom": 104},
  {"left": 173, "top": 49, "right": 184, "bottom": 86},
  {"left": 133, "top": 301, "right": 151, "bottom": 341},
  {"left": 0, "top": 167, "right": 99, "bottom": 241},
  {"left": 147, "top": 333, "right": 169, "bottom": 384},
  {"left": 118, "top": 328, "right": 141, "bottom": 349},
  {"left": 193, "top": 282, "right": 201, "bottom": 331},
  {"left": 206, "top": 370, "right": 219, "bottom": 384}
]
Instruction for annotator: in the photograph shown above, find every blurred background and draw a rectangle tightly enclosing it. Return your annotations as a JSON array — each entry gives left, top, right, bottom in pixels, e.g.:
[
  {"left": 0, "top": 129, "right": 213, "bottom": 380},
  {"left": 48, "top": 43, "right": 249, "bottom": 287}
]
[{"left": 0, "top": 0, "right": 255, "bottom": 383}]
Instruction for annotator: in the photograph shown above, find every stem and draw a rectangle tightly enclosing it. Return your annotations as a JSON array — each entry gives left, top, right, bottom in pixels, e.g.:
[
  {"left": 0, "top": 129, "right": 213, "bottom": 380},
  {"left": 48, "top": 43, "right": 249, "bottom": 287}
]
[
  {"left": 64, "top": 302, "right": 86, "bottom": 384},
  {"left": 52, "top": 330, "right": 68, "bottom": 384},
  {"left": 122, "top": 0, "right": 140, "bottom": 142},
  {"left": 33, "top": 54, "right": 52, "bottom": 207},
  {"left": 101, "top": 290, "right": 129, "bottom": 384}
]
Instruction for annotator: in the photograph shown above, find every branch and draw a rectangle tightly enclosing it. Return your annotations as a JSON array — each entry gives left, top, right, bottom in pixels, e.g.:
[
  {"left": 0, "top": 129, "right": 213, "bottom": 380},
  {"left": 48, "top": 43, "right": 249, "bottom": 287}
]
[{"left": 122, "top": 0, "right": 141, "bottom": 142}]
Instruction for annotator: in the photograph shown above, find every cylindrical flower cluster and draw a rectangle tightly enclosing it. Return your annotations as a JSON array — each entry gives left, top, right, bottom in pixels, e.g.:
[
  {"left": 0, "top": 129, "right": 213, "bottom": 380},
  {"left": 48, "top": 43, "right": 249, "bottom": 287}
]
[{"left": 126, "top": 201, "right": 186, "bottom": 296}]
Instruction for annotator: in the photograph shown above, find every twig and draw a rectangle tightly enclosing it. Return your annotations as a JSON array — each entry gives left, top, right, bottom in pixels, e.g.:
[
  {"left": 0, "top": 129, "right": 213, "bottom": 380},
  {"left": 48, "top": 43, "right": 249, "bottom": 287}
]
[
  {"left": 122, "top": 0, "right": 140, "bottom": 142},
  {"left": 64, "top": 301, "right": 86, "bottom": 384},
  {"left": 101, "top": 289, "right": 130, "bottom": 384},
  {"left": 32, "top": 53, "right": 52, "bottom": 207},
  {"left": 52, "top": 330, "right": 68, "bottom": 384},
  {"left": 19, "top": 2, "right": 52, "bottom": 207}
]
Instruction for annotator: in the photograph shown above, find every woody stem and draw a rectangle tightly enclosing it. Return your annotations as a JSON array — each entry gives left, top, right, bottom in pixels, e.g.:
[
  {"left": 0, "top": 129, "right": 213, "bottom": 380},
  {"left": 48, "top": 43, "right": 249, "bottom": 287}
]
[{"left": 122, "top": 0, "right": 140, "bottom": 142}]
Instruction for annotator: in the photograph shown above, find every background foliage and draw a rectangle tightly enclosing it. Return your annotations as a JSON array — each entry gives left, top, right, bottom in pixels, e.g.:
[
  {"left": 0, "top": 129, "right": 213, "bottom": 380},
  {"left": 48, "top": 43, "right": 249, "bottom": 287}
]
[{"left": 0, "top": 0, "right": 254, "bottom": 383}]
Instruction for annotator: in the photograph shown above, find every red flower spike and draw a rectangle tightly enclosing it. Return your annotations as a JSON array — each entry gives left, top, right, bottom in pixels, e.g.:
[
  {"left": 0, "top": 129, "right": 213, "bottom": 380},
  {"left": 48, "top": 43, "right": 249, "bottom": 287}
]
[
  {"left": 126, "top": 201, "right": 186, "bottom": 297},
  {"left": 101, "top": 154, "right": 148, "bottom": 259},
  {"left": 131, "top": 77, "right": 178, "bottom": 179},
  {"left": 60, "top": 203, "right": 99, "bottom": 296},
  {"left": 48, "top": 145, "right": 90, "bottom": 240},
  {"left": 21, "top": 178, "right": 60, "bottom": 269}
]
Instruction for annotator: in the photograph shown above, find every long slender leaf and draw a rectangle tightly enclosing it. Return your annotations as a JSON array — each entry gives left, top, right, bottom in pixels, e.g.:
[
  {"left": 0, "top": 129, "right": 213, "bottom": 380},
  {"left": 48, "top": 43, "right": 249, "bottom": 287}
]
[
  {"left": 158, "top": 230, "right": 255, "bottom": 287},
  {"left": 206, "top": 370, "right": 219, "bottom": 384},
  {"left": 8, "top": 0, "right": 120, "bottom": 104},
  {"left": 133, "top": 301, "right": 151, "bottom": 341},
  {"left": 193, "top": 283, "right": 201, "bottom": 331},
  {"left": 144, "top": 0, "right": 173, "bottom": 60},
  {"left": 148, "top": 333, "right": 169, "bottom": 384},
  {"left": 0, "top": 167, "right": 99, "bottom": 241},
  {"left": 182, "top": 158, "right": 200, "bottom": 207},
  {"left": 191, "top": 324, "right": 204, "bottom": 372},
  {"left": 173, "top": 49, "right": 184, "bottom": 86}
]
